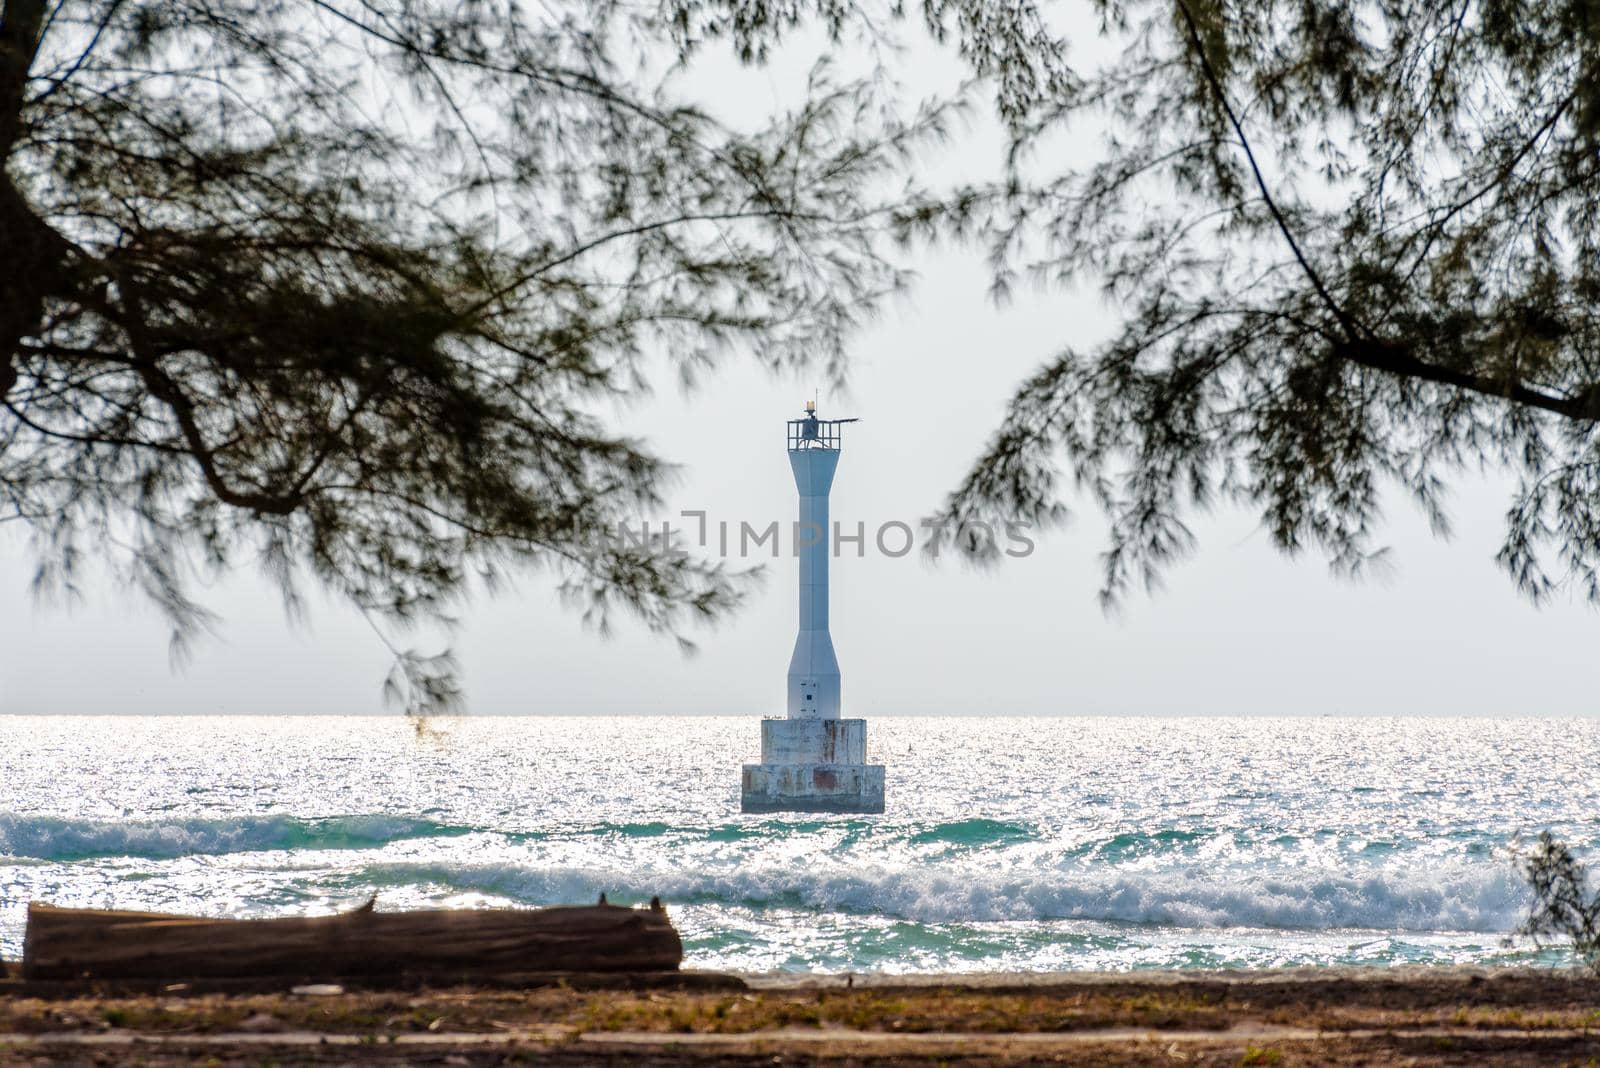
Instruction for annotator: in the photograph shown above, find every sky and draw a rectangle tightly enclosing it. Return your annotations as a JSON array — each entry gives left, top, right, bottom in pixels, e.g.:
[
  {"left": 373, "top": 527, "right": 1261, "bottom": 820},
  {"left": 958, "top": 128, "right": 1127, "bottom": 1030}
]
[{"left": 1, "top": 11, "right": 1595, "bottom": 717}]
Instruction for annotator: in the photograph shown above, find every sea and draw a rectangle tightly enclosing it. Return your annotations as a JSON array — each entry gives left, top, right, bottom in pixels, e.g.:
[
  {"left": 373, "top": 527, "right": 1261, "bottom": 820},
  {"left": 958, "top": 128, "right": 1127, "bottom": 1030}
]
[{"left": 0, "top": 715, "right": 1591, "bottom": 973}]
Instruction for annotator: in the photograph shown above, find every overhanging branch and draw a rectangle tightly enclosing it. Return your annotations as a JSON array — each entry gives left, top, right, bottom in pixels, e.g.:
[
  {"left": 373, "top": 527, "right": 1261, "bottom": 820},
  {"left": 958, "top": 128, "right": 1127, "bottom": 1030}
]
[
  {"left": 1172, "top": 0, "right": 1363, "bottom": 342},
  {"left": 131, "top": 356, "right": 302, "bottom": 515},
  {"left": 1171, "top": 0, "right": 1598, "bottom": 424},
  {"left": 1331, "top": 336, "right": 1593, "bottom": 420}
]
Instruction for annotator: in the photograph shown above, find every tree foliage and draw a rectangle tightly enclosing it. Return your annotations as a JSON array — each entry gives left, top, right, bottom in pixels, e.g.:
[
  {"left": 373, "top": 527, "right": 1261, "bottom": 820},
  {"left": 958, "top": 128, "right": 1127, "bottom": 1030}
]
[
  {"left": 0, "top": 0, "right": 948, "bottom": 713},
  {"left": 924, "top": 0, "right": 1600, "bottom": 607}
]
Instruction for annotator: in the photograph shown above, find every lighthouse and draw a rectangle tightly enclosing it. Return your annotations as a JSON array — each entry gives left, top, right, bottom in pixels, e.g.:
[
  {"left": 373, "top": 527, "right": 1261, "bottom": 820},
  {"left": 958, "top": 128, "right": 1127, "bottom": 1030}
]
[{"left": 740, "top": 403, "right": 886, "bottom": 814}]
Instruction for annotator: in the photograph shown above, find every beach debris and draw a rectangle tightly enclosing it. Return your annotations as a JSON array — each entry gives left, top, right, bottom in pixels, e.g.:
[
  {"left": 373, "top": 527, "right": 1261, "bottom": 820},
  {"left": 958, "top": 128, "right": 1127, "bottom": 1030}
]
[
  {"left": 22, "top": 899, "right": 683, "bottom": 981},
  {"left": 291, "top": 984, "right": 344, "bottom": 997}
]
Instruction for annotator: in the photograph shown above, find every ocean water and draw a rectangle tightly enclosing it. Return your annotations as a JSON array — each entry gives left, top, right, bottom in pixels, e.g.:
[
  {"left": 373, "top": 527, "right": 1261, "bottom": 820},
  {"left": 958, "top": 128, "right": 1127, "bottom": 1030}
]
[{"left": 0, "top": 715, "right": 1592, "bottom": 973}]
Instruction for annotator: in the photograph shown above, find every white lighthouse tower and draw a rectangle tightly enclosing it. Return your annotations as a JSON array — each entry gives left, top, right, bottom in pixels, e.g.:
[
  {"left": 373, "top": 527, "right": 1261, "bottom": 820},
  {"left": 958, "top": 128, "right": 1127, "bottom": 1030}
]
[{"left": 741, "top": 403, "right": 886, "bottom": 814}]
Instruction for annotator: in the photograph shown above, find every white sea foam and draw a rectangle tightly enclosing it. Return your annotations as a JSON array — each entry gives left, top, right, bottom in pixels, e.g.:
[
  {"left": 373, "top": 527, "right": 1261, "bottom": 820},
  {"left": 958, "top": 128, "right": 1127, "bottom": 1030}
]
[{"left": 344, "top": 855, "right": 1529, "bottom": 933}]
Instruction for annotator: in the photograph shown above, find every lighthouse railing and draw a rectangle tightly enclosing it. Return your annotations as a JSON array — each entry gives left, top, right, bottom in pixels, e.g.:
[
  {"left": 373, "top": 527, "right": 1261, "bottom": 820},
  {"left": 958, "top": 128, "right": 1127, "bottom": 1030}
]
[{"left": 786, "top": 418, "right": 854, "bottom": 450}]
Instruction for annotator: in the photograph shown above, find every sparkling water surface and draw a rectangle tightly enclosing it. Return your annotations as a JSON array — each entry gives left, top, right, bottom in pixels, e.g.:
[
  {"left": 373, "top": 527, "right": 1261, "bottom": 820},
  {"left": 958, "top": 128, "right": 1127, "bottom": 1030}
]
[{"left": 0, "top": 715, "right": 1592, "bottom": 972}]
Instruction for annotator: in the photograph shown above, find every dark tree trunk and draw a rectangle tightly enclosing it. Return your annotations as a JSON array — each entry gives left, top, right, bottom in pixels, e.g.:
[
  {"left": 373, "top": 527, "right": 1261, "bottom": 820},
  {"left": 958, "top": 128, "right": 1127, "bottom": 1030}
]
[
  {"left": 0, "top": 178, "right": 62, "bottom": 381},
  {"left": 0, "top": 0, "right": 46, "bottom": 155},
  {"left": 0, "top": 0, "right": 58, "bottom": 387}
]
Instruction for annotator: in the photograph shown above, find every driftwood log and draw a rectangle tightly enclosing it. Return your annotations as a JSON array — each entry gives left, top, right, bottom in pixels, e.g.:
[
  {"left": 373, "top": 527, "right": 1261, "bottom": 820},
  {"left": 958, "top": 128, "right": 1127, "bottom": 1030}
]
[{"left": 22, "top": 898, "right": 682, "bottom": 981}]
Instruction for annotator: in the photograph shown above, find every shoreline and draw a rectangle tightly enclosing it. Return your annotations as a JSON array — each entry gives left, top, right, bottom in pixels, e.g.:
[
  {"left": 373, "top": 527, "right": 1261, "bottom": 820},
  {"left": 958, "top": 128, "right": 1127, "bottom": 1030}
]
[
  {"left": 739, "top": 962, "right": 1579, "bottom": 985},
  {"left": 3, "top": 965, "right": 1597, "bottom": 1064}
]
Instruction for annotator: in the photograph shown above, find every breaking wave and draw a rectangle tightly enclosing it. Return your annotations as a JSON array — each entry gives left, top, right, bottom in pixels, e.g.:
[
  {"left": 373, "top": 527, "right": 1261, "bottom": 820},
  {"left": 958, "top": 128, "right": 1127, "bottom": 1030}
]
[
  {"left": 0, "top": 814, "right": 471, "bottom": 861},
  {"left": 342, "top": 856, "right": 1530, "bottom": 934}
]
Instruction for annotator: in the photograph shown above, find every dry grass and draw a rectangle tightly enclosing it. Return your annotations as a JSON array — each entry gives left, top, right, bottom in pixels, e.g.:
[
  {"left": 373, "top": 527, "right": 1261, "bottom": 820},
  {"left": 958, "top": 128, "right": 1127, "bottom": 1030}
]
[{"left": 2, "top": 972, "right": 1600, "bottom": 1065}]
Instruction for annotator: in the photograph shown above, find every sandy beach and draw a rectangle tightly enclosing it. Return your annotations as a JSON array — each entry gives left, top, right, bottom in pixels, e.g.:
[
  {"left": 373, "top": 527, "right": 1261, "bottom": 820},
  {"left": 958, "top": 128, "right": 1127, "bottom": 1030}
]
[{"left": 3, "top": 966, "right": 1598, "bottom": 1065}]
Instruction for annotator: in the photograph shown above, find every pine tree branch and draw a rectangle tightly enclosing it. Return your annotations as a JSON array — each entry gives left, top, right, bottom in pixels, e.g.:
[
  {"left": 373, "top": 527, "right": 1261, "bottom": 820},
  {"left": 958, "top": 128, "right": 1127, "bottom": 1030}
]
[
  {"left": 1172, "top": 0, "right": 1599, "bottom": 424},
  {"left": 1172, "top": 0, "right": 1363, "bottom": 342},
  {"left": 1330, "top": 336, "right": 1593, "bottom": 421}
]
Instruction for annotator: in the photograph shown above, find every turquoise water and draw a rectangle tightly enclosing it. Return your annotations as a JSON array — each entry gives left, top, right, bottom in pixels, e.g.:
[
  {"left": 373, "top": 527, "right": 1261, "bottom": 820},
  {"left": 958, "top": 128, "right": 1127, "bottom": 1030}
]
[{"left": 0, "top": 715, "right": 1591, "bottom": 972}]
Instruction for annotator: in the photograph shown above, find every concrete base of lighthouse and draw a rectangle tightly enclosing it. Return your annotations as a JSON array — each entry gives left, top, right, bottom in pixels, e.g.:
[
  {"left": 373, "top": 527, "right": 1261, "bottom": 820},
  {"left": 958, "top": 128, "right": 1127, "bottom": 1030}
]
[{"left": 740, "top": 718, "right": 885, "bottom": 814}]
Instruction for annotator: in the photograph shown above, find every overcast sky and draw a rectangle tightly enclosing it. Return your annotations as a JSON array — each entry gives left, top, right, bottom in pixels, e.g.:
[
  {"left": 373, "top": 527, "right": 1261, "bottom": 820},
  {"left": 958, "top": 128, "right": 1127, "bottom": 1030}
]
[{"left": 2, "top": 12, "right": 1595, "bottom": 717}]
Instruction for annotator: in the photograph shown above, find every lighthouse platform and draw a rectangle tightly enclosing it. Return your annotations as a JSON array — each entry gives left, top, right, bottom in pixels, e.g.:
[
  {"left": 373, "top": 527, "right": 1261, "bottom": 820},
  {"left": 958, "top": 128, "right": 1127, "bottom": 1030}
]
[{"left": 740, "top": 718, "right": 886, "bottom": 814}]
